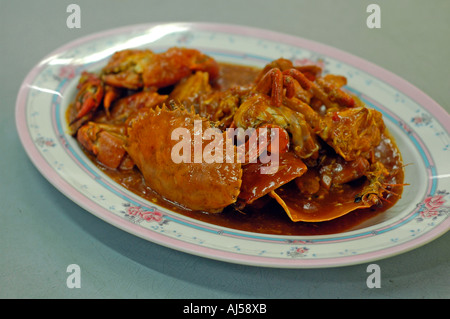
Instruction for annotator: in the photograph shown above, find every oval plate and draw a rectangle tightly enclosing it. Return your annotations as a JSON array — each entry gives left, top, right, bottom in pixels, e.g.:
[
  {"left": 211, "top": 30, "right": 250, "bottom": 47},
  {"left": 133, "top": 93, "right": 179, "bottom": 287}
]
[{"left": 15, "top": 22, "right": 450, "bottom": 268}]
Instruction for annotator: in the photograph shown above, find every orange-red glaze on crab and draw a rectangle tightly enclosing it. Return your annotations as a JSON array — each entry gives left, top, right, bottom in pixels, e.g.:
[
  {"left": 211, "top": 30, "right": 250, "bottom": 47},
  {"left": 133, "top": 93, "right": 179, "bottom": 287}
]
[
  {"left": 126, "top": 105, "right": 242, "bottom": 213},
  {"left": 67, "top": 53, "right": 405, "bottom": 235}
]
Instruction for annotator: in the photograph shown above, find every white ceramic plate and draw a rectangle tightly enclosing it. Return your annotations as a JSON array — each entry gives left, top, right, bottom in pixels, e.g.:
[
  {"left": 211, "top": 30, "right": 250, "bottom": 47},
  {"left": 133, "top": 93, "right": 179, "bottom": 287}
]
[{"left": 16, "top": 22, "right": 450, "bottom": 268}]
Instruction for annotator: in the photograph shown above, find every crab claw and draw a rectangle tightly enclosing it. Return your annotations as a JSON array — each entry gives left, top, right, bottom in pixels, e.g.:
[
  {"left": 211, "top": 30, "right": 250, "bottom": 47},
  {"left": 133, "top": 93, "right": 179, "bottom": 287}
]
[
  {"left": 74, "top": 71, "right": 104, "bottom": 120},
  {"left": 103, "top": 85, "right": 122, "bottom": 115}
]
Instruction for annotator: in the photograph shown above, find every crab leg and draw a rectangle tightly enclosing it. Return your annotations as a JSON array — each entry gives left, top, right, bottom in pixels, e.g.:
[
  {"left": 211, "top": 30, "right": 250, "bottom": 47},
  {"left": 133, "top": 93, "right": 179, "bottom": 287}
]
[{"left": 254, "top": 68, "right": 284, "bottom": 107}]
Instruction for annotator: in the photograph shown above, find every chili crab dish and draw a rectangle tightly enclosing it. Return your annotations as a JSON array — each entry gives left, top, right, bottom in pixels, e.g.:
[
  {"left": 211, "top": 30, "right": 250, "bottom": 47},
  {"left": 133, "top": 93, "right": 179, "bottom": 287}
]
[{"left": 66, "top": 47, "right": 405, "bottom": 235}]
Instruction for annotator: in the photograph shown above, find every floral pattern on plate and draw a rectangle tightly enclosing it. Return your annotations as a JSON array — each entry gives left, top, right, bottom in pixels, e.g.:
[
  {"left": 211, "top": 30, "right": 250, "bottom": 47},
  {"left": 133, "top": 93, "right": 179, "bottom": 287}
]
[{"left": 16, "top": 23, "right": 449, "bottom": 268}]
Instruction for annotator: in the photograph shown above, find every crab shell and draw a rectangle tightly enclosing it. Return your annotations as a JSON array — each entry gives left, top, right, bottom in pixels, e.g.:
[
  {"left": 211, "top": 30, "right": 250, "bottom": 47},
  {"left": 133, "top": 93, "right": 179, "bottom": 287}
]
[
  {"left": 126, "top": 105, "right": 242, "bottom": 213},
  {"left": 269, "top": 180, "right": 373, "bottom": 222}
]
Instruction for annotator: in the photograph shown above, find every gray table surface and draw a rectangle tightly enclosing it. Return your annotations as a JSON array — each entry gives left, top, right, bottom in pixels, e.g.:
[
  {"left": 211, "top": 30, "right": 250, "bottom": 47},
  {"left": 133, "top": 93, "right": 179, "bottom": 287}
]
[{"left": 1, "top": 0, "right": 449, "bottom": 299}]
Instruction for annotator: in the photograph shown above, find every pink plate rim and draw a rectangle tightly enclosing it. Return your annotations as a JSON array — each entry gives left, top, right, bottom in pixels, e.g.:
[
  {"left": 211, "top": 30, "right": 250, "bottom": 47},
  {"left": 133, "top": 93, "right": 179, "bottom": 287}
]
[{"left": 15, "top": 22, "right": 450, "bottom": 268}]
